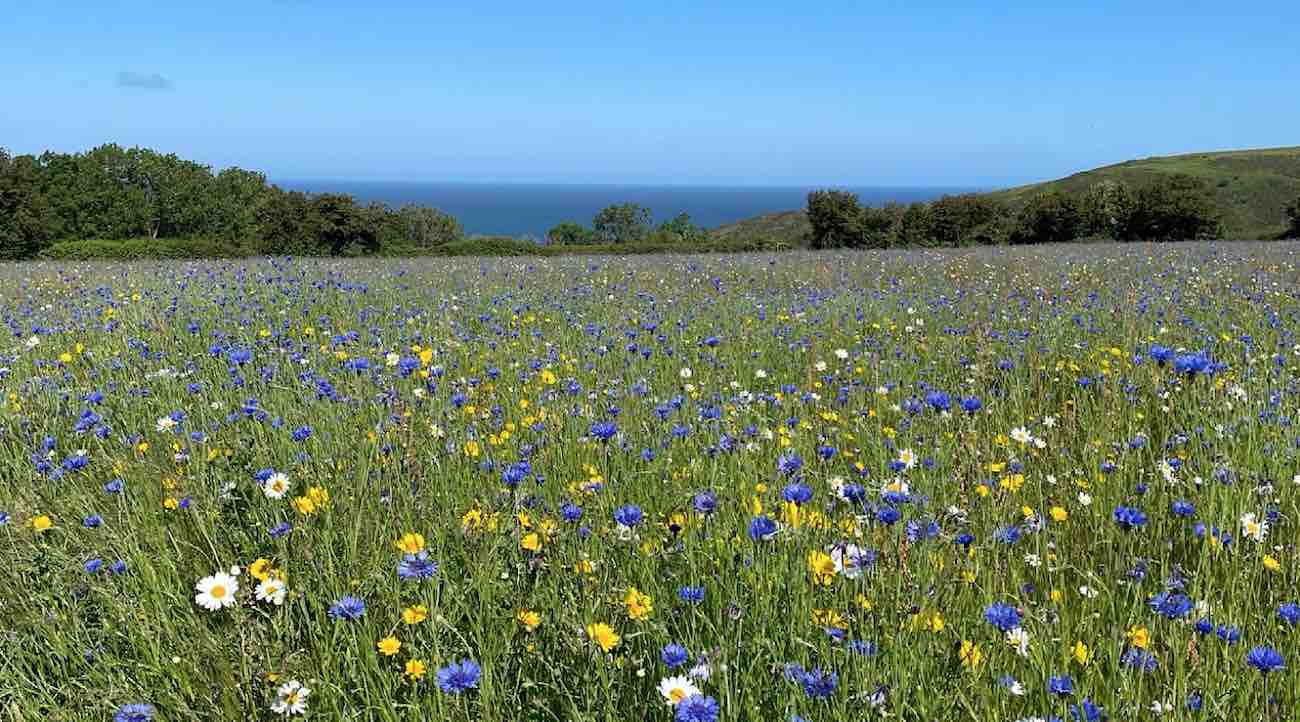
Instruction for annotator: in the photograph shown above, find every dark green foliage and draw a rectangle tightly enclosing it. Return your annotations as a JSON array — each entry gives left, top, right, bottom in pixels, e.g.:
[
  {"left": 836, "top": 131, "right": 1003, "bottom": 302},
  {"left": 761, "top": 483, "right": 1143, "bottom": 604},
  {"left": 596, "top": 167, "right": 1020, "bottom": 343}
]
[
  {"left": 1125, "top": 175, "right": 1222, "bottom": 241},
  {"left": 1010, "top": 191, "right": 1081, "bottom": 245},
  {"left": 1078, "top": 181, "right": 1136, "bottom": 239},
  {"left": 0, "top": 150, "right": 55, "bottom": 259},
  {"left": 39, "top": 237, "right": 243, "bottom": 260},
  {"left": 655, "top": 212, "right": 707, "bottom": 244},
  {"left": 927, "top": 194, "right": 1008, "bottom": 246},
  {"left": 442, "top": 237, "right": 547, "bottom": 256},
  {"left": 546, "top": 221, "right": 594, "bottom": 245},
  {"left": 1285, "top": 196, "right": 1300, "bottom": 238},
  {"left": 591, "top": 203, "right": 652, "bottom": 244},
  {"left": 806, "top": 190, "right": 868, "bottom": 249}
]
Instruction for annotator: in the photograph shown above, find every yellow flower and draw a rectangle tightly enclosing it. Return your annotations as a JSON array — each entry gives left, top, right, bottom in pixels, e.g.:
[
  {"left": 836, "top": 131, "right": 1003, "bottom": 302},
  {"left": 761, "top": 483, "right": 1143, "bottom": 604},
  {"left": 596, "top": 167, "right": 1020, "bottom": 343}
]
[
  {"left": 306, "top": 486, "right": 330, "bottom": 507},
  {"left": 520, "top": 532, "right": 542, "bottom": 552},
  {"left": 1263, "top": 555, "right": 1281, "bottom": 572},
  {"left": 395, "top": 533, "right": 425, "bottom": 554},
  {"left": 587, "top": 622, "right": 620, "bottom": 652},
  {"left": 959, "top": 640, "right": 983, "bottom": 669},
  {"left": 31, "top": 515, "right": 54, "bottom": 533},
  {"left": 808, "top": 550, "right": 837, "bottom": 586},
  {"left": 574, "top": 559, "right": 594, "bottom": 575},
  {"left": 248, "top": 558, "right": 272, "bottom": 582},
  {"left": 623, "top": 587, "right": 654, "bottom": 621},
  {"left": 402, "top": 604, "right": 429, "bottom": 625},
  {"left": 1126, "top": 625, "right": 1150, "bottom": 649},
  {"left": 291, "top": 496, "right": 316, "bottom": 515},
  {"left": 1071, "top": 640, "right": 1091, "bottom": 666},
  {"left": 911, "top": 609, "right": 945, "bottom": 633},
  {"left": 404, "top": 658, "right": 427, "bottom": 680},
  {"left": 377, "top": 636, "right": 401, "bottom": 656},
  {"left": 516, "top": 609, "right": 541, "bottom": 631},
  {"left": 1050, "top": 506, "right": 1068, "bottom": 522},
  {"left": 812, "top": 608, "right": 845, "bottom": 628}
]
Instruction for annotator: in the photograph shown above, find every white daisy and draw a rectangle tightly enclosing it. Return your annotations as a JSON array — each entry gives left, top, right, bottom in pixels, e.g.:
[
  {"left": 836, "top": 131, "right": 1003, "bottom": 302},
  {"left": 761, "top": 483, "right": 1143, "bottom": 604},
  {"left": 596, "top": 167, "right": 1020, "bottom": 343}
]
[
  {"left": 155, "top": 416, "right": 177, "bottom": 433},
  {"left": 263, "top": 472, "right": 291, "bottom": 499},
  {"left": 255, "top": 578, "right": 287, "bottom": 605},
  {"left": 272, "top": 680, "right": 310, "bottom": 716},
  {"left": 1240, "top": 512, "right": 1268, "bottom": 542},
  {"left": 657, "top": 676, "right": 700, "bottom": 705},
  {"left": 194, "top": 572, "right": 239, "bottom": 611},
  {"left": 1010, "top": 426, "right": 1033, "bottom": 444}
]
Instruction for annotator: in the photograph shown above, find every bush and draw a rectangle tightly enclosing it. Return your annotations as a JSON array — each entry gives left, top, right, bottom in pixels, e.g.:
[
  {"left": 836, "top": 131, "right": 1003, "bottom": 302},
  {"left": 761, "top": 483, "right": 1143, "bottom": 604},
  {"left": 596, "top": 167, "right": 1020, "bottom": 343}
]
[
  {"left": 1126, "top": 175, "right": 1221, "bottom": 241},
  {"left": 1010, "top": 191, "right": 1082, "bottom": 245},
  {"left": 1286, "top": 196, "right": 1300, "bottom": 239},
  {"left": 39, "top": 237, "right": 246, "bottom": 260},
  {"left": 441, "top": 237, "right": 549, "bottom": 256},
  {"left": 806, "top": 190, "right": 868, "bottom": 249},
  {"left": 546, "top": 221, "right": 594, "bottom": 245}
]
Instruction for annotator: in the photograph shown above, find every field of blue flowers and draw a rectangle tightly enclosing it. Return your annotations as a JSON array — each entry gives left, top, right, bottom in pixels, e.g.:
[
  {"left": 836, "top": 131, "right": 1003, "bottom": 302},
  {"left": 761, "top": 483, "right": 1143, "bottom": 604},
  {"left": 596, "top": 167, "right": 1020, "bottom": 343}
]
[{"left": 1, "top": 244, "right": 1297, "bottom": 721}]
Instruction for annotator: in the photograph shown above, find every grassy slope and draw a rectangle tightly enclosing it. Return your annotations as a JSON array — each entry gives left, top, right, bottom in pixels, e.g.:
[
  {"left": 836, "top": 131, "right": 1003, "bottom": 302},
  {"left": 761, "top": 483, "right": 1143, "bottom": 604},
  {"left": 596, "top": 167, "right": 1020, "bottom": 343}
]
[{"left": 710, "top": 146, "right": 1300, "bottom": 242}]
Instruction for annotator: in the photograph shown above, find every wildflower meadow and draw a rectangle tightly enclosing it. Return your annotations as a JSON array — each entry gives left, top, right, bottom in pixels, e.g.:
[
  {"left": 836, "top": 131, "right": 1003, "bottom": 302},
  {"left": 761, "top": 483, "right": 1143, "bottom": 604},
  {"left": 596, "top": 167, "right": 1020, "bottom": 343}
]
[{"left": 1, "top": 244, "right": 1297, "bottom": 721}]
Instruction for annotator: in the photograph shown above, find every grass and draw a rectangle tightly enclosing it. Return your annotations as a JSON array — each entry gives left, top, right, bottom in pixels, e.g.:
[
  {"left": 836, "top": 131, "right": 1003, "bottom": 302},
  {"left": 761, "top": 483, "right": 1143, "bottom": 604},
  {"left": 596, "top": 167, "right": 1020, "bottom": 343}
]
[{"left": 1, "top": 245, "right": 1297, "bottom": 721}]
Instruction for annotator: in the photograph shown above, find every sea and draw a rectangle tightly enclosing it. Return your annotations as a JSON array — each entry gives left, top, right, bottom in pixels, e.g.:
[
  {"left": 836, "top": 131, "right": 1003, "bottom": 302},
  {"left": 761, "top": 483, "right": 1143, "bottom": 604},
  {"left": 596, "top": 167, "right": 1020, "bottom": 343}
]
[{"left": 276, "top": 181, "right": 974, "bottom": 239}]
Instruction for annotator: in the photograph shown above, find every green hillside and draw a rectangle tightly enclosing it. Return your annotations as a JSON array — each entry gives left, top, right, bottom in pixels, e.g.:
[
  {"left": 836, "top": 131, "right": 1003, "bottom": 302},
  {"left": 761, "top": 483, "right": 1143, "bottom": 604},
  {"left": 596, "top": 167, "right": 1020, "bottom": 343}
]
[{"left": 711, "top": 146, "right": 1300, "bottom": 242}]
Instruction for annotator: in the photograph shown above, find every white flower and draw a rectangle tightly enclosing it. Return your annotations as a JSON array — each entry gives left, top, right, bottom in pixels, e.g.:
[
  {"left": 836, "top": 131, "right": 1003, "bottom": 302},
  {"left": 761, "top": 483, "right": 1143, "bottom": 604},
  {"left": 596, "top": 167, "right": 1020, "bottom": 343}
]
[
  {"left": 679, "top": 367, "right": 692, "bottom": 379},
  {"left": 755, "top": 369, "right": 767, "bottom": 379},
  {"left": 194, "top": 572, "right": 239, "bottom": 611},
  {"left": 25, "top": 335, "right": 41, "bottom": 349},
  {"left": 875, "top": 385, "right": 889, "bottom": 396},
  {"left": 830, "top": 544, "right": 869, "bottom": 579},
  {"left": 1023, "top": 553, "right": 1041, "bottom": 568},
  {"left": 272, "top": 680, "right": 310, "bottom": 716},
  {"left": 263, "top": 472, "right": 291, "bottom": 499},
  {"left": 1042, "top": 416, "right": 1056, "bottom": 428},
  {"left": 687, "top": 661, "right": 712, "bottom": 680},
  {"left": 1077, "top": 492, "right": 1092, "bottom": 506},
  {"left": 814, "top": 361, "right": 827, "bottom": 372},
  {"left": 1149, "top": 700, "right": 1173, "bottom": 715},
  {"left": 897, "top": 448, "right": 917, "bottom": 470},
  {"left": 657, "top": 676, "right": 700, "bottom": 705},
  {"left": 834, "top": 348, "right": 848, "bottom": 360},
  {"left": 1010, "top": 426, "right": 1033, "bottom": 444},
  {"left": 155, "top": 416, "right": 177, "bottom": 433},
  {"left": 1006, "top": 627, "right": 1030, "bottom": 657},
  {"left": 1240, "top": 512, "right": 1268, "bottom": 542},
  {"left": 1079, "top": 585, "right": 1099, "bottom": 599},
  {"left": 255, "top": 578, "right": 287, "bottom": 605},
  {"left": 385, "top": 352, "right": 400, "bottom": 367}
]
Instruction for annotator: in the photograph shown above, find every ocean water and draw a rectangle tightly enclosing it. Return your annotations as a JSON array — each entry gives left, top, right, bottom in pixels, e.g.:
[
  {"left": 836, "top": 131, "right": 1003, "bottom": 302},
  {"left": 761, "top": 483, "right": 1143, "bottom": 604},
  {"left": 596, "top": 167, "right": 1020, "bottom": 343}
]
[{"left": 276, "top": 180, "right": 974, "bottom": 239}]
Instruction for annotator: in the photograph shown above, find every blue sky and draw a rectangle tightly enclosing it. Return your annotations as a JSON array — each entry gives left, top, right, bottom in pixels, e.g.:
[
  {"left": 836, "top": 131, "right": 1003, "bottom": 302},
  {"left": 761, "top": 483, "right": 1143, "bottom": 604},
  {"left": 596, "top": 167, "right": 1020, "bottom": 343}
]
[{"left": 3, "top": 1, "right": 1297, "bottom": 186}]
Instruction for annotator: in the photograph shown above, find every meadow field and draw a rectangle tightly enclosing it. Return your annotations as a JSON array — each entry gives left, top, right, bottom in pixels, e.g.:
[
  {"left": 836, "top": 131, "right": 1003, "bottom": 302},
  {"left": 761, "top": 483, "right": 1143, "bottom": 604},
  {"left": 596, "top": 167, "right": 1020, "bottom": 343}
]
[{"left": 1, "top": 244, "right": 1297, "bottom": 721}]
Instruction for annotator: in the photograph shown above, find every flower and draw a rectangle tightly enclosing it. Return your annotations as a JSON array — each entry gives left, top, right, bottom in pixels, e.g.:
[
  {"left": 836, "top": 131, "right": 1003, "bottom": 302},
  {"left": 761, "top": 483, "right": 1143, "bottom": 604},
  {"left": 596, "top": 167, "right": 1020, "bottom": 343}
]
[
  {"left": 113, "top": 703, "right": 156, "bottom": 722},
  {"left": 405, "top": 658, "right": 428, "bottom": 681},
  {"left": 403, "top": 604, "right": 429, "bottom": 625},
  {"left": 194, "top": 572, "right": 239, "bottom": 611},
  {"left": 624, "top": 587, "right": 654, "bottom": 620},
  {"left": 661, "top": 643, "right": 690, "bottom": 668},
  {"left": 262, "top": 472, "right": 291, "bottom": 498},
  {"left": 674, "top": 695, "right": 719, "bottom": 722},
  {"left": 586, "top": 622, "right": 620, "bottom": 652},
  {"left": 1245, "top": 646, "right": 1285, "bottom": 674},
  {"left": 271, "top": 680, "right": 310, "bottom": 716},
  {"left": 984, "top": 602, "right": 1022, "bottom": 632},
  {"left": 31, "top": 514, "right": 53, "bottom": 533},
  {"left": 397, "top": 551, "right": 439, "bottom": 580},
  {"left": 436, "top": 659, "right": 481, "bottom": 694},
  {"left": 748, "top": 515, "right": 778, "bottom": 541},
  {"left": 959, "top": 640, "right": 983, "bottom": 669},
  {"left": 658, "top": 675, "right": 701, "bottom": 705},
  {"left": 516, "top": 609, "right": 541, "bottom": 630},
  {"left": 613, "top": 504, "right": 643, "bottom": 528},
  {"left": 254, "top": 578, "right": 287, "bottom": 605},
  {"left": 800, "top": 668, "right": 837, "bottom": 698},
  {"left": 1113, "top": 506, "right": 1147, "bottom": 530},
  {"left": 678, "top": 586, "right": 705, "bottom": 604},
  {"left": 1048, "top": 675, "right": 1074, "bottom": 696},
  {"left": 395, "top": 532, "right": 425, "bottom": 554},
  {"left": 328, "top": 595, "right": 366, "bottom": 621},
  {"left": 377, "top": 636, "right": 402, "bottom": 656}
]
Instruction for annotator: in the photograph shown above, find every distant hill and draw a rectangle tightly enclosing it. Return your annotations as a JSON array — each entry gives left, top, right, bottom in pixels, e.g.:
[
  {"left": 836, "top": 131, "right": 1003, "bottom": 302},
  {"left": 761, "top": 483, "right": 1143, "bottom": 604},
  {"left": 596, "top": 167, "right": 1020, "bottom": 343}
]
[{"left": 711, "top": 147, "right": 1300, "bottom": 243}]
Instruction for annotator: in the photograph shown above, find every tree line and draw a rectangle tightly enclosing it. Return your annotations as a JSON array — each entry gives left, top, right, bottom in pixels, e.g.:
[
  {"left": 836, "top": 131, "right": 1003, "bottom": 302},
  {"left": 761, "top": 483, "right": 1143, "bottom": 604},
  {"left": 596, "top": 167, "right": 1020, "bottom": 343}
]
[
  {"left": 807, "top": 176, "right": 1300, "bottom": 249},
  {"left": 0, "top": 144, "right": 462, "bottom": 259}
]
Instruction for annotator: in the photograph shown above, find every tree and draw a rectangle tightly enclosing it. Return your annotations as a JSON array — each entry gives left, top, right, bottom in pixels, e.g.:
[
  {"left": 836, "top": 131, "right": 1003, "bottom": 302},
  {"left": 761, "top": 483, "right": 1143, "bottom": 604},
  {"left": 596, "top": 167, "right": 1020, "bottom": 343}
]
[
  {"left": 806, "top": 190, "right": 866, "bottom": 249},
  {"left": 393, "top": 204, "right": 462, "bottom": 249},
  {"left": 1010, "top": 191, "right": 1081, "bottom": 245},
  {"left": 895, "top": 202, "right": 934, "bottom": 247},
  {"left": 0, "top": 149, "right": 55, "bottom": 259},
  {"left": 927, "top": 194, "right": 1005, "bottom": 246},
  {"left": 1078, "top": 180, "right": 1135, "bottom": 239},
  {"left": 310, "top": 193, "right": 379, "bottom": 256},
  {"left": 591, "top": 203, "right": 652, "bottom": 244},
  {"left": 1286, "top": 196, "right": 1300, "bottom": 239},
  {"left": 656, "top": 212, "right": 707, "bottom": 244},
  {"left": 546, "top": 221, "right": 593, "bottom": 245},
  {"left": 1126, "top": 175, "right": 1221, "bottom": 241}
]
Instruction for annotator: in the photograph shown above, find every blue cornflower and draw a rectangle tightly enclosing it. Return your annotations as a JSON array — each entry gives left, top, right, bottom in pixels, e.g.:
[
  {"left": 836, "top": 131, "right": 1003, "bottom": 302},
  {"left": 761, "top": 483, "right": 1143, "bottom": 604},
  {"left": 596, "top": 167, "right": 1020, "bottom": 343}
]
[
  {"left": 269, "top": 522, "right": 293, "bottom": 539},
  {"left": 748, "top": 515, "right": 778, "bottom": 541},
  {"left": 84, "top": 558, "right": 104, "bottom": 574},
  {"left": 781, "top": 482, "right": 812, "bottom": 505},
  {"left": 1113, "top": 506, "right": 1147, "bottom": 530},
  {"left": 436, "top": 659, "right": 481, "bottom": 694},
  {"left": 1246, "top": 646, "right": 1285, "bottom": 674},
  {"left": 104, "top": 478, "right": 124, "bottom": 494},
  {"left": 1279, "top": 603, "right": 1300, "bottom": 626},
  {"left": 1148, "top": 592, "right": 1194, "bottom": 619},
  {"left": 1070, "top": 699, "right": 1104, "bottom": 721},
  {"left": 678, "top": 586, "right": 705, "bottom": 604},
  {"left": 875, "top": 506, "right": 901, "bottom": 525},
  {"left": 292, "top": 425, "right": 313, "bottom": 442},
  {"left": 675, "top": 695, "right": 720, "bottom": 722},
  {"left": 776, "top": 452, "right": 803, "bottom": 476},
  {"left": 800, "top": 668, "right": 837, "bottom": 698},
  {"left": 83, "top": 514, "right": 103, "bottom": 529},
  {"left": 984, "top": 603, "right": 1022, "bottom": 632},
  {"left": 960, "top": 396, "right": 982, "bottom": 413},
  {"left": 397, "top": 551, "right": 439, "bottom": 581},
  {"left": 1048, "top": 675, "right": 1074, "bottom": 696},
  {"left": 114, "top": 703, "right": 156, "bottom": 722},
  {"left": 589, "top": 421, "right": 617, "bottom": 441},
  {"left": 1121, "top": 647, "right": 1158, "bottom": 672},
  {"left": 661, "top": 643, "right": 690, "bottom": 668},
  {"left": 560, "top": 502, "right": 583, "bottom": 523},
  {"left": 109, "top": 559, "right": 128, "bottom": 575},
  {"left": 692, "top": 491, "right": 717, "bottom": 515},
  {"left": 613, "top": 504, "right": 643, "bottom": 528},
  {"left": 328, "top": 595, "right": 366, "bottom": 621},
  {"left": 1171, "top": 500, "right": 1195, "bottom": 516}
]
